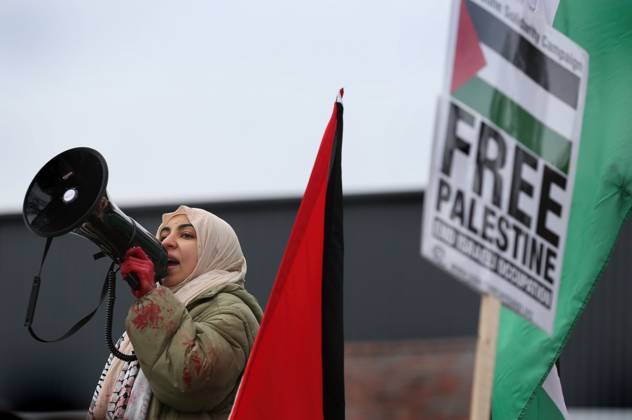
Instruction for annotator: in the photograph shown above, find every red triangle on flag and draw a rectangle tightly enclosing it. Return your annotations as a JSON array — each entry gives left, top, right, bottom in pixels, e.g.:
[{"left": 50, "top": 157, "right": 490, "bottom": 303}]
[{"left": 451, "top": 0, "right": 487, "bottom": 93}]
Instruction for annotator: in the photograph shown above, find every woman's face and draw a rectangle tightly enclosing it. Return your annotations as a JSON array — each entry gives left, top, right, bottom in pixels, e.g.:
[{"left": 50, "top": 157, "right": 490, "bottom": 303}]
[{"left": 158, "top": 214, "right": 199, "bottom": 287}]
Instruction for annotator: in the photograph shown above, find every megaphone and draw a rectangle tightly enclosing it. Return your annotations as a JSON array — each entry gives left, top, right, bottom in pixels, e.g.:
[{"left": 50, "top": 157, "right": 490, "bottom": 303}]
[
  {"left": 22, "top": 147, "right": 168, "bottom": 361},
  {"left": 23, "top": 147, "right": 168, "bottom": 280}
]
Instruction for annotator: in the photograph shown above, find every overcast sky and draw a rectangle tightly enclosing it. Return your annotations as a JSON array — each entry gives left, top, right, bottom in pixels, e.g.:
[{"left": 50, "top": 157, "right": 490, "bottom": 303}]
[{"left": 1, "top": 0, "right": 452, "bottom": 214}]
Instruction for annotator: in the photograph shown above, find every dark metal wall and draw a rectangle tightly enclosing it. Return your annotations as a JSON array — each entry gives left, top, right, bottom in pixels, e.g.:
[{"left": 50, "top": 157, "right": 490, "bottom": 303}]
[
  {"left": 0, "top": 191, "right": 627, "bottom": 410},
  {"left": 559, "top": 214, "right": 632, "bottom": 407}
]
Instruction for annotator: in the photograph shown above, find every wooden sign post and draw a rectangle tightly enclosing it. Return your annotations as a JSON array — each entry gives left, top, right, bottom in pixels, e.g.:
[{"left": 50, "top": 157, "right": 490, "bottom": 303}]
[{"left": 469, "top": 294, "right": 501, "bottom": 420}]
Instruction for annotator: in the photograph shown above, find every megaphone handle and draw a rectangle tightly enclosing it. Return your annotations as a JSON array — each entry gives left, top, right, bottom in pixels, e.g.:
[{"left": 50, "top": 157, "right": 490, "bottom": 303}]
[
  {"left": 122, "top": 219, "right": 141, "bottom": 292},
  {"left": 125, "top": 273, "right": 141, "bottom": 291}
]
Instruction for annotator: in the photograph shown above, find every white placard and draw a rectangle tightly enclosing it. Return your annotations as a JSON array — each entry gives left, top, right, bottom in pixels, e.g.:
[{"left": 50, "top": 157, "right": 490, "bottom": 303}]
[{"left": 421, "top": 0, "right": 588, "bottom": 333}]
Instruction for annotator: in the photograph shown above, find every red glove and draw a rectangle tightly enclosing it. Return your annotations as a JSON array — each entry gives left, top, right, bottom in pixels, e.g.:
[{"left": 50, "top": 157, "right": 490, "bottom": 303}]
[{"left": 120, "top": 247, "right": 156, "bottom": 299}]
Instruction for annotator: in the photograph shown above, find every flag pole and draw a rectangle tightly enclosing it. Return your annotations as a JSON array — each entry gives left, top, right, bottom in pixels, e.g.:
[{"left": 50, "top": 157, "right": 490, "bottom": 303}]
[{"left": 469, "top": 294, "right": 501, "bottom": 420}]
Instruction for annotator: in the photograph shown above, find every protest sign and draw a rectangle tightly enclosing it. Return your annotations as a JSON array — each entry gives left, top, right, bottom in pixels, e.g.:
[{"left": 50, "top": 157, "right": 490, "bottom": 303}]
[{"left": 421, "top": 0, "right": 588, "bottom": 333}]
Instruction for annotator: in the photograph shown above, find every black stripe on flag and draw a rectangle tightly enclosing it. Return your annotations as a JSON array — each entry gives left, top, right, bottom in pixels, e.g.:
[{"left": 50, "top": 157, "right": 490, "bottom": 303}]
[
  {"left": 322, "top": 101, "right": 345, "bottom": 420},
  {"left": 465, "top": 0, "right": 580, "bottom": 109}
]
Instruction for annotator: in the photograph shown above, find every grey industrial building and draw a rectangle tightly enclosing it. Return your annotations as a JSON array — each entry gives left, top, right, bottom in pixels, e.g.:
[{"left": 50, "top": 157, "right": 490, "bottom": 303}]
[{"left": 0, "top": 191, "right": 629, "bottom": 414}]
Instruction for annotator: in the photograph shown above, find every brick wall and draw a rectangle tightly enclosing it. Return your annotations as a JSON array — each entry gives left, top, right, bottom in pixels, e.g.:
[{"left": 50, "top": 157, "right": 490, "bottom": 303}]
[{"left": 345, "top": 338, "right": 475, "bottom": 420}]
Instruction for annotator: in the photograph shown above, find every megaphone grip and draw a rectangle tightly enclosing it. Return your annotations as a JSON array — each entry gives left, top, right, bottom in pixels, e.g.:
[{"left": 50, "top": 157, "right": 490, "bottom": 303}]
[{"left": 125, "top": 273, "right": 141, "bottom": 291}]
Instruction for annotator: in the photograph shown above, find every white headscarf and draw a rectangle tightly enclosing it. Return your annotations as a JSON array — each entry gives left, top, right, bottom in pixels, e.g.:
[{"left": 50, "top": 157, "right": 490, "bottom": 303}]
[{"left": 158, "top": 205, "right": 247, "bottom": 302}]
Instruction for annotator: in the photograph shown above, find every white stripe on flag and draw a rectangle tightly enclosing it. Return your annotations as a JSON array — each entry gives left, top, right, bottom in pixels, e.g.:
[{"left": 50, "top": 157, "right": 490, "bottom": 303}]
[
  {"left": 478, "top": 44, "right": 576, "bottom": 140},
  {"left": 542, "top": 365, "right": 569, "bottom": 419},
  {"left": 532, "top": 0, "right": 561, "bottom": 25}
]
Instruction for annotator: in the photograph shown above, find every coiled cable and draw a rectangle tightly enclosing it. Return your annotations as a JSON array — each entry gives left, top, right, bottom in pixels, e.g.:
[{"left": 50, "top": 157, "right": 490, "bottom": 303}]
[{"left": 105, "top": 266, "right": 137, "bottom": 362}]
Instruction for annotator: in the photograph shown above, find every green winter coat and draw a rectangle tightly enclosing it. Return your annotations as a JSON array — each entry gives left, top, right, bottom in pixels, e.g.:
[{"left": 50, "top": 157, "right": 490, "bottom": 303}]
[{"left": 125, "top": 282, "right": 263, "bottom": 420}]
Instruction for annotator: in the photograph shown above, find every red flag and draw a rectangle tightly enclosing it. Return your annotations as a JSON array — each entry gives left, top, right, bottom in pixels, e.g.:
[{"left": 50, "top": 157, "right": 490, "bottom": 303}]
[{"left": 230, "top": 91, "right": 345, "bottom": 420}]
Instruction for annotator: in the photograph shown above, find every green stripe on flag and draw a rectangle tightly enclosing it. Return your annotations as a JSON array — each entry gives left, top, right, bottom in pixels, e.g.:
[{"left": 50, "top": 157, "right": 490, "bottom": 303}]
[
  {"left": 521, "top": 386, "right": 565, "bottom": 420},
  {"left": 453, "top": 76, "right": 572, "bottom": 174}
]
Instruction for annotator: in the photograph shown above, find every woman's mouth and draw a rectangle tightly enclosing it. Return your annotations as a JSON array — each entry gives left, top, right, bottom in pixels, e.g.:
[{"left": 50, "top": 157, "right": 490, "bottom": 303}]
[{"left": 167, "top": 258, "right": 180, "bottom": 269}]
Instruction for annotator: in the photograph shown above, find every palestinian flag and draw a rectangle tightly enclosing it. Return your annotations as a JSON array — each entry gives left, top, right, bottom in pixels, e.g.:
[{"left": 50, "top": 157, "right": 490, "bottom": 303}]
[
  {"left": 490, "top": 0, "right": 632, "bottom": 419},
  {"left": 230, "top": 91, "right": 345, "bottom": 420},
  {"left": 451, "top": 0, "right": 582, "bottom": 176}
]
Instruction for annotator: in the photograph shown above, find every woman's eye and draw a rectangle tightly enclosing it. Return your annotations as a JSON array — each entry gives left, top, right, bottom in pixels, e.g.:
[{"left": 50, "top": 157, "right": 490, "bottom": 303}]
[{"left": 181, "top": 232, "right": 195, "bottom": 239}]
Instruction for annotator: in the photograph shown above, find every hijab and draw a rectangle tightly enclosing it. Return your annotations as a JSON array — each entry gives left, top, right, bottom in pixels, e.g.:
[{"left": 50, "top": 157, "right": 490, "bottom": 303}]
[{"left": 159, "top": 205, "right": 247, "bottom": 299}]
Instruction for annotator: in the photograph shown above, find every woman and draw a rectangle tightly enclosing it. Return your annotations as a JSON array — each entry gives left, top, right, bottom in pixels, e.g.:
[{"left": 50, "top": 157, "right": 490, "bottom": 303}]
[{"left": 89, "top": 205, "right": 263, "bottom": 419}]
